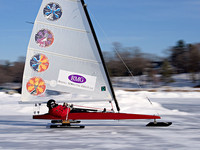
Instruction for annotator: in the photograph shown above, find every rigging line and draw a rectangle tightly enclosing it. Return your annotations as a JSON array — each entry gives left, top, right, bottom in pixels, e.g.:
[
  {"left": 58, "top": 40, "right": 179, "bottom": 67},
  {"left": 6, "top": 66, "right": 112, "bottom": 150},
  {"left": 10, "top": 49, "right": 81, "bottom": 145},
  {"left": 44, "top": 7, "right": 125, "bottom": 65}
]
[
  {"left": 81, "top": 0, "right": 120, "bottom": 112},
  {"left": 89, "top": 11, "right": 155, "bottom": 107}
]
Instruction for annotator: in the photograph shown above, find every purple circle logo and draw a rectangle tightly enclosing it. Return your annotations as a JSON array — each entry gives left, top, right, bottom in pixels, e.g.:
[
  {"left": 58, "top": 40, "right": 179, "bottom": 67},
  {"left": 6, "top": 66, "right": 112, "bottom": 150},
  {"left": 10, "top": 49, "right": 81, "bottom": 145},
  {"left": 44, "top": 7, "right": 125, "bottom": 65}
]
[
  {"left": 35, "top": 29, "right": 54, "bottom": 48},
  {"left": 68, "top": 75, "right": 86, "bottom": 84}
]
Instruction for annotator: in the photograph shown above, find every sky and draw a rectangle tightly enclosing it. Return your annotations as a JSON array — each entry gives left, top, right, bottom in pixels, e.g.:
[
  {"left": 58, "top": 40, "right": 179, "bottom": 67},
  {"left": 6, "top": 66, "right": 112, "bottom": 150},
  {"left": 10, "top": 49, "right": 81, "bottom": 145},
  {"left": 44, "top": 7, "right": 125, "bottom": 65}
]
[{"left": 0, "top": 0, "right": 200, "bottom": 61}]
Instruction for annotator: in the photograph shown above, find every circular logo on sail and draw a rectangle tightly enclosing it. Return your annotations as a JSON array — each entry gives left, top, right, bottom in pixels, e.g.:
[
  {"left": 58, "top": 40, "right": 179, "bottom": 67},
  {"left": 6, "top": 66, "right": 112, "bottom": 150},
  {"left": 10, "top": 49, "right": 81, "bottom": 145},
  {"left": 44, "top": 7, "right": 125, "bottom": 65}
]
[
  {"left": 43, "top": 3, "right": 62, "bottom": 21},
  {"left": 30, "top": 54, "right": 49, "bottom": 72},
  {"left": 68, "top": 74, "right": 86, "bottom": 84},
  {"left": 35, "top": 29, "right": 54, "bottom": 47},
  {"left": 26, "top": 77, "right": 46, "bottom": 96}
]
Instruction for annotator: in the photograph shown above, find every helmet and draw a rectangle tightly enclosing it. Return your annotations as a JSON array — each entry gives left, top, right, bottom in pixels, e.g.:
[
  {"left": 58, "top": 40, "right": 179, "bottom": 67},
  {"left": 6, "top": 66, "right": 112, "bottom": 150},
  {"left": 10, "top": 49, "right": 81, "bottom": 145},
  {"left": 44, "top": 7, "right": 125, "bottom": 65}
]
[{"left": 47, "top": 99, "right": 57, "bottom": 109}]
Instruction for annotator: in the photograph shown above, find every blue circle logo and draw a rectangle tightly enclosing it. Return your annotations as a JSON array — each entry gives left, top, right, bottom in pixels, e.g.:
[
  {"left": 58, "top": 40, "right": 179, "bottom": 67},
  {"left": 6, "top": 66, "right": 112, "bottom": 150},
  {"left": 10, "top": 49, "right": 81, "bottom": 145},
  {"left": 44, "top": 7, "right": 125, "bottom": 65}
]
[{"left": 43, "top": 3, "right": 62, "bottom": 21}]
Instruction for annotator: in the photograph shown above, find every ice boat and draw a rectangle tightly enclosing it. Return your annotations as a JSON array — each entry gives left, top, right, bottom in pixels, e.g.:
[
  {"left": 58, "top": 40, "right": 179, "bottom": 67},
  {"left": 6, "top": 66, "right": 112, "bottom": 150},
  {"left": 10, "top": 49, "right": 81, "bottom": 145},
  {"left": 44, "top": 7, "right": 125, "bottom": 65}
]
[{"left": 21, "top": 0, "right": 171, "bottom": 128}]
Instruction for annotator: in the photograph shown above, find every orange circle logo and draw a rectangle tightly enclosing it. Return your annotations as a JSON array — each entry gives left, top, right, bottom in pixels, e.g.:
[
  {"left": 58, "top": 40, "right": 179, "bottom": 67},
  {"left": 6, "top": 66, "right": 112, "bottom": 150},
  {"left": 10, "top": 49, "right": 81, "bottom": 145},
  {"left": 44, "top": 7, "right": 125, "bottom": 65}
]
[{"left": 26, "top": 77, "right": 46, "bottom": 96}]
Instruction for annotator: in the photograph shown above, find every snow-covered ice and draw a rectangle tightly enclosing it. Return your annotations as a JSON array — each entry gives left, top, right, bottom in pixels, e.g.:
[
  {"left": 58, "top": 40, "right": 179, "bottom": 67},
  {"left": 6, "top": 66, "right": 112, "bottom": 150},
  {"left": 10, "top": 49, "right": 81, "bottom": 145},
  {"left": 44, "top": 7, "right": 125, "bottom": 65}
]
[{"left": 0, "top": 90, "right": 200, "bottom": 149}]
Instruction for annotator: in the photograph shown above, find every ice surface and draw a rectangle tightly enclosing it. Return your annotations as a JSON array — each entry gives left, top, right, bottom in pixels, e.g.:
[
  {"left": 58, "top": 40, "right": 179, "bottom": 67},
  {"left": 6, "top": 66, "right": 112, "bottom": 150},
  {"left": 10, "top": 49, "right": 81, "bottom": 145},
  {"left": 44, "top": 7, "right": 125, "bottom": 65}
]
[{"left": 0, "top": 91, "right": 200, "bottom": 149}]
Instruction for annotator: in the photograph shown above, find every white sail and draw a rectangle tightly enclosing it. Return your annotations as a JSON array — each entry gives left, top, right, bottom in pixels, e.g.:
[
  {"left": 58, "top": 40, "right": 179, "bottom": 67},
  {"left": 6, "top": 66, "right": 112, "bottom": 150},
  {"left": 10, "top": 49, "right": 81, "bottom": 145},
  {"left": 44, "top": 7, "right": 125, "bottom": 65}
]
[{"left": 21, "top": 0, "right": 119, "bottom": 110}]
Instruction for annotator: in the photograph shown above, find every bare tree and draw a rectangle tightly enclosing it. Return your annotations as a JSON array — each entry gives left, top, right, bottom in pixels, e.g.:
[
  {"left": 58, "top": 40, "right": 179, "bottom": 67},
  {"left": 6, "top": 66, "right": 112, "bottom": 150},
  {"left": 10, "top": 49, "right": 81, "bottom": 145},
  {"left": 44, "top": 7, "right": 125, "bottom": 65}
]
[
  {"left": 104, "top": 42, "right": 151, "bottom": 76},
  {"left": 0, "top": 57, "right": 25, "bottom": 85},
  {"left": 187, "top": 44, "right": 200, "bottom": 82}
]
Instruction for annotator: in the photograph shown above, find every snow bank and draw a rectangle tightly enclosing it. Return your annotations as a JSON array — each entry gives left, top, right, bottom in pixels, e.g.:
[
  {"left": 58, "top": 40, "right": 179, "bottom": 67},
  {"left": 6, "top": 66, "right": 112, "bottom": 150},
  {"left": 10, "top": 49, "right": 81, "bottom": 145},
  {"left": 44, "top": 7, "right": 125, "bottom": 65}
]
[{"left": 115, "top": 90, "right": 191, "bottom": 115}]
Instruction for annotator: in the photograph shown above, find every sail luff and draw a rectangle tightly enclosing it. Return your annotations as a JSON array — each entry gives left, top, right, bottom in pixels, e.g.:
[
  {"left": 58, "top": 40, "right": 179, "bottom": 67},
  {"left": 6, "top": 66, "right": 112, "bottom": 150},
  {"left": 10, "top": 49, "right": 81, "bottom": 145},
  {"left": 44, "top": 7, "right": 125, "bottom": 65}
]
[{"left": 80, "top": 0, "right": 120, "bottom": 111}]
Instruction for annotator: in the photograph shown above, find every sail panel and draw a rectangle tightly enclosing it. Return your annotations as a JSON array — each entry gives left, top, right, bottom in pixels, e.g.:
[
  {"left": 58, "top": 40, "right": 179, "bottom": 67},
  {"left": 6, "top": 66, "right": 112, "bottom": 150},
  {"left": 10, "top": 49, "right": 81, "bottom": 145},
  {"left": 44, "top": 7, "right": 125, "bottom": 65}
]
[
  {"left": 36, "top": 0, "right": 89, "bottom": 31},
  {"left": 28, "top": 23, "right": 101, "bottom": 62},
  {"left": 22, "top": 48, "right": 113, "bottom": 102}
]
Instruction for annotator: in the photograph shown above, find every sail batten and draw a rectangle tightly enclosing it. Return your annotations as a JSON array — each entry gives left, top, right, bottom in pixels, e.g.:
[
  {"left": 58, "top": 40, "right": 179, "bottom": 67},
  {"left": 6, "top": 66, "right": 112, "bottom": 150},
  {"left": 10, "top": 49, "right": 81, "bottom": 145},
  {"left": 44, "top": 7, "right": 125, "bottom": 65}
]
[
  {"left": 63, "top": 0, "right": 81, "bottom": 2},
  {"left": 36, "top": 21, "right": 90, "bottom": 33},
  {"left": 28, "top": 48, "right": 101, "bottom": 64}
]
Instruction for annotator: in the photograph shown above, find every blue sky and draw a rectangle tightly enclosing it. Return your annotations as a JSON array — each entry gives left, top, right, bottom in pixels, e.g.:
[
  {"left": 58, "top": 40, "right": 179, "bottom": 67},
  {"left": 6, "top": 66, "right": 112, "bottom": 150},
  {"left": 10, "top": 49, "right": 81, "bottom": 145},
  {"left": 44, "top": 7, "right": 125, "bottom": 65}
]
[{"left": 0, "top": 0, "right": 200, "bottom": 61}]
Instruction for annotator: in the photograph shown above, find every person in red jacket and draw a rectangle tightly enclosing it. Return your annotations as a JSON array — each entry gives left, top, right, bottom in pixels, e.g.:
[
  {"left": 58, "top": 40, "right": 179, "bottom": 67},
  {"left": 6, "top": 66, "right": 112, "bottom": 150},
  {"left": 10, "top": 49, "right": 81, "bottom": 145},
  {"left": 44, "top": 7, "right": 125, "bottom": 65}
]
[{"left": 47, "top": 99, "right": 71, "bottom": 119}]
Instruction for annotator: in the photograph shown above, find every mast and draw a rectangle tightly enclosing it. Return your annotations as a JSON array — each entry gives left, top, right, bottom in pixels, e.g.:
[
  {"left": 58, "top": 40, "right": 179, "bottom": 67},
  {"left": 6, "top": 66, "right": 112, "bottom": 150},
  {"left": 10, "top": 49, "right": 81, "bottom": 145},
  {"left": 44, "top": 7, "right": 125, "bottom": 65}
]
[{"left": 80, "top": 0, "right": 120, "bottom": 112}]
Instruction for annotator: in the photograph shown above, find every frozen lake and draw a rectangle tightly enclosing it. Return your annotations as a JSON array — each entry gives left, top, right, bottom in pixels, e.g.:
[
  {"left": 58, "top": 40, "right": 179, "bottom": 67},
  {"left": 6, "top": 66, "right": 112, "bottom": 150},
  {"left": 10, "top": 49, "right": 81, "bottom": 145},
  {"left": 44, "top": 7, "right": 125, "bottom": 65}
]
[{"left": 0, "top": 91, "right": 200, "bottom": 149}]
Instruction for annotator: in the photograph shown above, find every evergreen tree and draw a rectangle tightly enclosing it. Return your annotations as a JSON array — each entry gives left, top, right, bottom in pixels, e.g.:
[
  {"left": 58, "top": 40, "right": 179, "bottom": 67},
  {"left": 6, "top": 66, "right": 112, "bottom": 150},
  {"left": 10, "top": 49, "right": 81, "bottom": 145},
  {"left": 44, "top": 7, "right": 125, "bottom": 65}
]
[
  {"left": 161, "top": 60, "right": 174, "bottom": 84},
  {"left": 170, "top": 40, "right": 188, "bottom": 73}
]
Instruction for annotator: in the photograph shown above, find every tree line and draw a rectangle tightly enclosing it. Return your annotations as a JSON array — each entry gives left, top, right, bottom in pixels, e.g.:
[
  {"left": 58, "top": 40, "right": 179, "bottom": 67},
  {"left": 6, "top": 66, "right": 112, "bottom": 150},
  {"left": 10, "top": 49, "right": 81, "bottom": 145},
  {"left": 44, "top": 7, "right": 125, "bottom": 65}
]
[
  {"left": 104, "top": 40, "right": 200, "bottom": 84},
  {"left": 0, "top": 40, "right": 200, "bottom": 85},
  {"left": 0, "top": 57, "right": 25, "bottom": 84}
]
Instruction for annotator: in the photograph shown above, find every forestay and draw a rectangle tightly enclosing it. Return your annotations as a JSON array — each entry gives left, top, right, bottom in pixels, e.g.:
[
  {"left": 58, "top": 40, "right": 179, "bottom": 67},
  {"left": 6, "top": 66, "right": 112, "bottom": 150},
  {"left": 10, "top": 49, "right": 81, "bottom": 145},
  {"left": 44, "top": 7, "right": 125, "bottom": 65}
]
[{"left": 21, "top": 0, "right": 118, "bottom": 110}]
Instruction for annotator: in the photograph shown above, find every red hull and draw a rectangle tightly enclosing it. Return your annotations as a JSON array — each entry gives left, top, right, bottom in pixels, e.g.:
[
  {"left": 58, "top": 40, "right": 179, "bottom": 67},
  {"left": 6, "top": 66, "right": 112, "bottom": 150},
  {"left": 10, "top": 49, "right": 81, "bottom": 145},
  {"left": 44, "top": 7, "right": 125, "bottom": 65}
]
[{"left": 33, "top": 112, "right": 161, "bottom": 120}]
